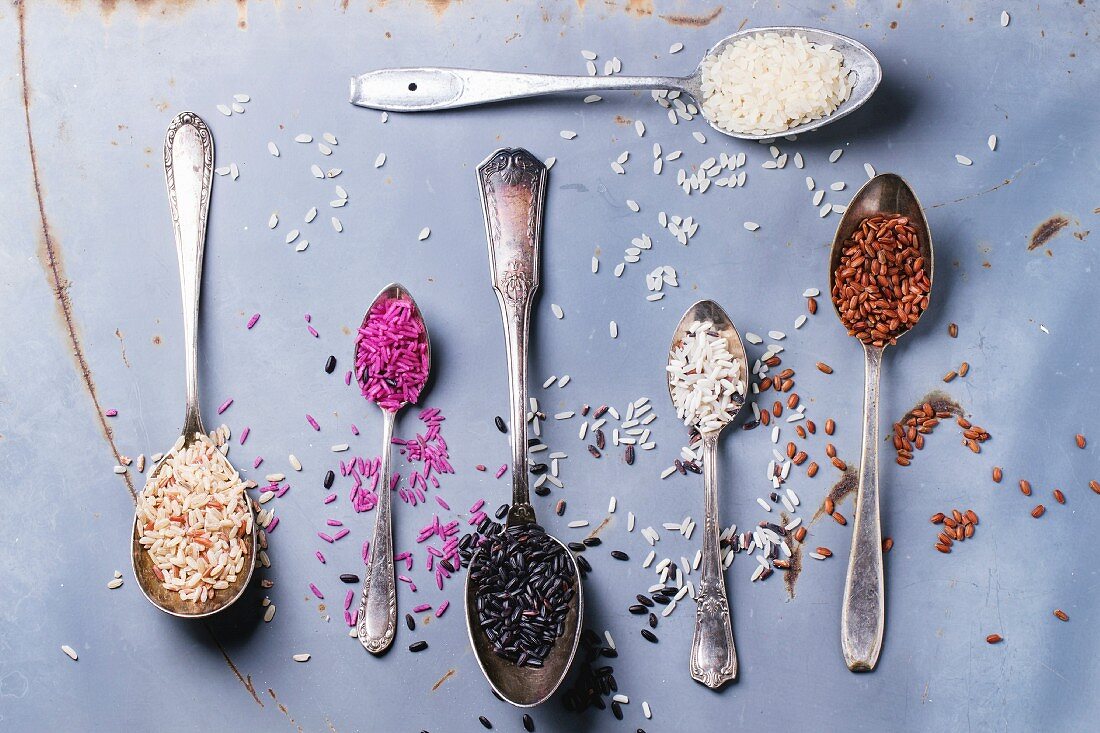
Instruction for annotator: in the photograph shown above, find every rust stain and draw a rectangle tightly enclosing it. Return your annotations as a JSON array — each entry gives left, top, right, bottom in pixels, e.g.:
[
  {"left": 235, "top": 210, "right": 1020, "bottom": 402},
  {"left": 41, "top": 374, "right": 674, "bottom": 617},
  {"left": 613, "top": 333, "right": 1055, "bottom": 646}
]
[
  {"left": 236, "top": 0, "right": 248, "bottom": 29},
  {"left": 424, "top": 0, "right": 454, "bottom": 16},
  {"left": 1028, "top": 214, "right": 1073, "bottom": 251},
  {"left": 206, "top": 624, "right": 264, "bottom": 707},
  {"left": 115, "top": 328, "right": 131, "bottom": 368},
  {"left": 624, "top": 0, "right": 653, "bottom": 17},
  {"left": 813, "top": 470, "right": 858, "bottom": 522},
  {"left": 659, "top": 5, "right": 722, "bottom": 27},
  {"left": 780, "top": 511, "right": 802, "bottom": 599},
  {"left": 20, "top": 2, "right": 136, "bottom": 502},
  {"left": 585, "top": 515, "right": 612, "bottom": 540},
  {"left": 613, "top": 114, "right": 632, "bottom": 125},
  {"left": 268, "top": 689, "right": 303, "bottom": 733},
  {"left": 431, "top": 667, "right": 457, "bottom": 691}
]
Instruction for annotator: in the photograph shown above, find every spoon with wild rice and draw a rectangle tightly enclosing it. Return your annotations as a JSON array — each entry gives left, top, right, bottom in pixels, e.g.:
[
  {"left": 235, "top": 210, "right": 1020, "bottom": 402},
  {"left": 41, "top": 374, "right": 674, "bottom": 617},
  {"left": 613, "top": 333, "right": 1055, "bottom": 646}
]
[
  {"left": 666, "top": 299, "right": 748, "bottom": 688},
  {"left": 829, "top": 173, "right": 933, "bottom": 671},
  {"left": 354, "top": 282, "right": 431, "bottom": 655},
  {"left": 131, "top": 112, "right": 258, "bottom": 618},
  {"left": 466, "top": 148, "right": 583, "bottom": 707},
  {"left": 350, "top": 26, "right": 881, "bottom": 140}
]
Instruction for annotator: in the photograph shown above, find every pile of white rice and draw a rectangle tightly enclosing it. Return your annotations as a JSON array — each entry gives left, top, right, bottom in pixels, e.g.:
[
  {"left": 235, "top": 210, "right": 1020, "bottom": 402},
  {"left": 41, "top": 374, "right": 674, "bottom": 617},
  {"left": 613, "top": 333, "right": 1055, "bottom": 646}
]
[
  {"left": 700, "top": 32, "right": 853, "bottom": 135},
  {"left": 137, "top": 427, "right": 253, "bottom": 603},
  {"left": 668, "top": 320, "right": 746, "bottom": 432}
]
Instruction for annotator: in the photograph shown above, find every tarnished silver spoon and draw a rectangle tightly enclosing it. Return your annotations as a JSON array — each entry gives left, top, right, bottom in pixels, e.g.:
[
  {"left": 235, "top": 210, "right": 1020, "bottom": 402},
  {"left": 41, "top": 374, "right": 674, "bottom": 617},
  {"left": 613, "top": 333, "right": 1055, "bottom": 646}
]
[
  {"left": 355, "top": 283, "right": 432, "bottom": 655},
  {"left": 464, "top": 148, "right": 583, "bottom": 707},
  {"left": 667, "top": 300, "right": 748, "bottom": 688},
  {"left": 829, "top": 173, "right": 934, "bottom": 671},
  {"left": 131, "top": 112, "right": 257, "bottom": 618},
  {"left": 350, "top": 26, "right": 881, "bottom": 140}
]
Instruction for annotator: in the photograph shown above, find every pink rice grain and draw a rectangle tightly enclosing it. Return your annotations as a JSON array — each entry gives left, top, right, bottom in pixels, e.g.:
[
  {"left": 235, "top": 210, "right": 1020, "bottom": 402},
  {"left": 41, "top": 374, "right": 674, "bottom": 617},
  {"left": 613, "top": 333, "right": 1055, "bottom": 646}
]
[
  {"left": 435, "top": 496, "right": 450, "bottom": 510},
  {"left": 217, "top": 398, "right": 234, "bottom": 414},
  {"left": 267, "top": 516, "right": 280, "bottom": 532},
  {"left": 435, "top": 600, "right": 449, "bottom": 618},
  {"left": 494, "top": 464, "right": 508, "bottom": 479},
  {"left": 333, "top": 528, "right": 350, "bottom": 541},
  {"left": 309, "top": 583, "right": 324, "bottom": 599},
  {"left": 306, "top": 414, "right": 321, "bottom": 431},
  {"left": 105, "top": 409, "right": 118, "bottom": 417},
  {"left": 318, "top": 532, "right": 335, "bottom": 543},
  {"left": 326, "top": 519, "right": 343, "bottom": 527},
  {"left": 239, "top": 426, "right": 250, "bottom": 445},
  {"left": 344, "top": 590, "right": 354, "bottom": 610},
  {"left": 253, "top": 456, "right": 264, "bottom": 468},
  {"left": 307, "top": 325, "right": 319, "bottom": 338},
  {"left": 412, "top": 603, "right": 432, "bottom": 613},
  {"left": 247, "top": 313, "right": 260, "bottom": 329},
  {"left": 323, "top": 493, "right": 337, "bottom": 504},
  {"left": 350, "top": 424, "right": 360, "bottom": 436},
  {"left": 354, "top": 296, "right": 430, "bottom": 412},
  {"left": 315, "top": 551, "right": 326, "bottom": 564}
]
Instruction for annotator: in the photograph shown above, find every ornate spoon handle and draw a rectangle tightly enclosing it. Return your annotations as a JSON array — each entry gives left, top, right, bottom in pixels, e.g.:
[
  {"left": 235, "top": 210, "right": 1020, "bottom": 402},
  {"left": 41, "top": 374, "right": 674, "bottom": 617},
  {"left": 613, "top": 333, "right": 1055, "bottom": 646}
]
[
  {"left": 352, "top": 68, "right": 688, "bottom": 112},
  {"left": 476, "top": 148, "right": 548, "bottom": 527},
  {"left": 690, "top": 432, "right": 737, "bottom": 688},
  {"left": 358, "top": 409, "right": 398, "bottom": 654},
  {"left": 163, "top": 111, "right": 213, "bottom": 439},
  {"left": 841, "top": 345, "right": 886, "bottom": 671}
]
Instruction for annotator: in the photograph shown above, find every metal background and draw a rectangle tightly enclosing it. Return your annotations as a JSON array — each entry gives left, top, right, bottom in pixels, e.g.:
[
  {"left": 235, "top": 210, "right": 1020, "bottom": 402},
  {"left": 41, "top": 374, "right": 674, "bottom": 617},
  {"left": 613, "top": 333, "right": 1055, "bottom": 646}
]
[{"left": 1, "top": 1, "right": 1097, "bottom": 731}]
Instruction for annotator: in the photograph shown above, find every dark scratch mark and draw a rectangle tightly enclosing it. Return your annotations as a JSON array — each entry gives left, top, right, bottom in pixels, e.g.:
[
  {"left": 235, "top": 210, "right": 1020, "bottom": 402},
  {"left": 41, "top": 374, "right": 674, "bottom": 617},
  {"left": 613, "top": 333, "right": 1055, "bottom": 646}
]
[
  {"left": 115, "top": 329, "right": 131, "bottom": 368},
  {"left": 780, "top": 511, "right": 802, "bottom": 599},
  {"left": 268, "top": 688, "right": 303, "bottom": 733},
  {"left": 431, "top": 667, "right": 457, "bottom": 691},
  {"left": 206, "top": 624, "right": 264, "bottom": 707},
  {"left": 585, "top": 516, "right": 612, "bottom": 540},
  {"left": 930, "top": 161, "right": 1040, "bottom": 209},
  {"left": 659, "top": 6, "right": 722, "bottom": 27},
  {"left": 1028, "top": 214, "right": 1072, "bottom": 251},
  {"left": 325, "top": 715, "right": 338, "bottom": 733},
  {"left": 19, "top": 1, "right": 136, "bottom": 502}
]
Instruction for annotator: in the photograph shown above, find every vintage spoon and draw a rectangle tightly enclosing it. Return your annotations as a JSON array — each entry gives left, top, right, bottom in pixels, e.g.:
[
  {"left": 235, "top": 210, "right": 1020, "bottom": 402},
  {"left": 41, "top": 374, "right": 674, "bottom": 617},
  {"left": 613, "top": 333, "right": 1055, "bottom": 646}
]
[
  {"left": 465, "top": 148, "right": 583, "bottom": 707},
  {"left": 355, "top": 283, "right": 432, "bottom": 655},
  {"left": 131, "top": 111, "right": 258, "bottom": 618},
  {"left": 667, "top": 300, "right": 748, "bottom": 688},
  {"left": 830, "top": 173, "right": 934, "bottom": 671},
  {"left": 350, "top": 26, "right": 881, "bottom": 141}
]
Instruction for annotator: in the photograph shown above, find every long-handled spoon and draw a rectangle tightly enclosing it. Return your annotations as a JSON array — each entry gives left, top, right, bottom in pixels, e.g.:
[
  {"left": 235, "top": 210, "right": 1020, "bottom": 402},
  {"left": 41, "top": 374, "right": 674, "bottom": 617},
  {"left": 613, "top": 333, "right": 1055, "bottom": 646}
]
[
  {"left": 355, "top": 283, "right": 432, "bottom": 655},
  {"left": 667, "top": 300, "right": 748, "bottom": 688},
  {"left": 830, "top": 173, "right": 934, "bottom": 671},
  {"left": 351, "top": 26, "right": 881, "bottom": 141},
  {"left": 131, "top": 111, "right": 257, "bottom": 617},
  {"left": 465, "top": 148, "right": 583, "bottom": 707}
]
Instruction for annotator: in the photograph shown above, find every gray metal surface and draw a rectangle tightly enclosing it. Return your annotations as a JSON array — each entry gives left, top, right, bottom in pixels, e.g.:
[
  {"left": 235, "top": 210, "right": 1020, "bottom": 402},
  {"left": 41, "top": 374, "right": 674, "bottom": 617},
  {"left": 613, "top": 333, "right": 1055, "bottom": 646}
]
[{"left": 1, "top": 1, "right": 1097, "bottom": 732}]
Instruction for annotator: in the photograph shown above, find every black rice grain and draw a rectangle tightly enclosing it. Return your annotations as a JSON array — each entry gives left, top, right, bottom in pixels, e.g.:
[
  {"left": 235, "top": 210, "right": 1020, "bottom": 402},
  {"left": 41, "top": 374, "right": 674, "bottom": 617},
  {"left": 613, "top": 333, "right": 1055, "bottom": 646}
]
[
  {"left": 339, "top": 573, "right": 359, "bottom": 584},
  {"left": 409, "top": 641, "right": 428, "bottom": 652},
  {"left": 324, "top": 355, "right": 336, "bottom": 374},
  {"left": 640, "top": 629, "right": 658, "bottom": 643},
  {"left": 323, "top": 470, "right": 335, "bottom": 489},
  {"left": 495, "top": 416, "right": 507, "bottom": 433}
]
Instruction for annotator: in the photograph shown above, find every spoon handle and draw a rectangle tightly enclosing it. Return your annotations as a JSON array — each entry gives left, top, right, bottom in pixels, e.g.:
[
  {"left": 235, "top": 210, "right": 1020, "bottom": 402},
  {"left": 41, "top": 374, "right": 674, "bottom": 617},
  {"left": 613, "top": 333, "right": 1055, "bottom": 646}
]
[
  {"left": 690, "top": 432, "right": 737, "bottom": 688},
  {"left": 358, "top": 409, "right": 398, "bottom": 654},
  {"left": 477, "top": 148, "right": 548, "bottom": 525},
  {"left": 841, "top": 346, "right": 886, "bottom": 671},
  {"left": 164, "top": 112, "right": 214, "bottom": 438},
  {"left": 351, "top": 68, "right": 688, "bottom": 112}
]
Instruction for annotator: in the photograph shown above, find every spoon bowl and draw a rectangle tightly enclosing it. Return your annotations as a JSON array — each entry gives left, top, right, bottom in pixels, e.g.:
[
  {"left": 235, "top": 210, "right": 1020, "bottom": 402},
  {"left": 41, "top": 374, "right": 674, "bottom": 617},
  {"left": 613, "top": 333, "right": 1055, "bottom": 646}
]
[
  {"left": 355, "top": 282, "right": 431, "bottom": 655},
  {"left": 830, "top": 173, "right": 933, "bottom": 671},
  {"left": 350, "top": 26, "right": 881, "bottom": 141},
  {"left": 667, "top": 299, "right": 747, "bottom": 688},
  {"left": 131, "top": 112, "right": 257, "bottom": 618}
]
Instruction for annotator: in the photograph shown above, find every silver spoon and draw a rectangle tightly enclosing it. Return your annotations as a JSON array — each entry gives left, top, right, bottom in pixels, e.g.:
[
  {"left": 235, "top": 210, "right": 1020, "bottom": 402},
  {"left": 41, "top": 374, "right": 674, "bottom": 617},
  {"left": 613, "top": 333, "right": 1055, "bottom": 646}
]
[
  {"left": 667, "top": 300, "right": 748, "bottom": 689},
  {"left": 131, "top": 112, "right": 258, "bottom": 618},
  {"left": 350, "top": 26, "right": 881, "bottom": 141},
  {"left": 830, "top": 173, "right": 934, "bottom": 671},
  {"left": 465, "top": 148, "right": 583, "bottom": 707},
  {"left": 355, "top": 283, "right": 432, "bottom": 655}
]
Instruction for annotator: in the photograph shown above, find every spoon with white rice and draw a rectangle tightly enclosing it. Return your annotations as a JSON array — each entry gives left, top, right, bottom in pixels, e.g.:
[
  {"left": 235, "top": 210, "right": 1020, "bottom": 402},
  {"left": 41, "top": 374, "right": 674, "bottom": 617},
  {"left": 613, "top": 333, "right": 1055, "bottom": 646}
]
[
  {"left": 351, "top": 27, "right": 881, "bottom": 139},
  {"left": 666, "top": 300, "right": 749, "bottom": 688}
]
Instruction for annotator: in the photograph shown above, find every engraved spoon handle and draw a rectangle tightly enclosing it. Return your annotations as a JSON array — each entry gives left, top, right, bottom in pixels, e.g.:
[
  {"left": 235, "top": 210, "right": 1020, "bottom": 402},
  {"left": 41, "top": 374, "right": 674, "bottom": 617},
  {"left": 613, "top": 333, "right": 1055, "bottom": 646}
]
[
  {"left": 841, "top": 345, "right": 886, "bottom": 671},
  {"left": 358, "top": 408, "right": 398, "bottom": 654},
  {"left": 351, "top": 68, "right": 689, "bottom": 112},
  {"left": 164, "top": 111, "right": 214, "bottom": 438},
  {"left": 690, "top": 432, "right": 737, "bottom": 688},
  {"left": 476, "top": 148, "right": 548, "bottom": 526}
]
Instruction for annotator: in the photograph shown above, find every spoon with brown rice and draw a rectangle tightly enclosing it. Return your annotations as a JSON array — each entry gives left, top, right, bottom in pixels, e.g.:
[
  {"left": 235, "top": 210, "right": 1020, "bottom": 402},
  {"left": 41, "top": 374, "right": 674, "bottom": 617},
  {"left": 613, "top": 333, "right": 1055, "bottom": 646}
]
[{"left": 131, "top": 112, "right": 257, "bottom": 618}]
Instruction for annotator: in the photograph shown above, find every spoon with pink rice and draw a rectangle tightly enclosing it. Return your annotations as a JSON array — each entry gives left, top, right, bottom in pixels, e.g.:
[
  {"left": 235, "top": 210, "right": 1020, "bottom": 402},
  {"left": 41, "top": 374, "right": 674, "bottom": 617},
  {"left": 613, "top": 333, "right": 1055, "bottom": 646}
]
[{"left": 354, "top": 282, "right": 432, "bottom": 654}]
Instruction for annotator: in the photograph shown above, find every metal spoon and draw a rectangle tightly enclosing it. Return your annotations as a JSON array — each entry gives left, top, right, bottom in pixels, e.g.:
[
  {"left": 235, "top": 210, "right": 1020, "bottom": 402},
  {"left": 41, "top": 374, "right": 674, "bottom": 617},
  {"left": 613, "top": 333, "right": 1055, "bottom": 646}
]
[
  {"left": 829, "top": 173, "right": 934, "bottom": 671},
  {"left": 350, "top": 26, "right": 881, "bottom": 141},
  {"left": 355, "top": 283, "right": 432, "bottom": 655},
  {"left": 465, "top": 147, "right": 583, "bottom": 707},
  {"left": 667, "top": 300, "right": 748, "bottom": 689},
  {"left": 131, "top": 112, "right": 257, "bottom": 618}
]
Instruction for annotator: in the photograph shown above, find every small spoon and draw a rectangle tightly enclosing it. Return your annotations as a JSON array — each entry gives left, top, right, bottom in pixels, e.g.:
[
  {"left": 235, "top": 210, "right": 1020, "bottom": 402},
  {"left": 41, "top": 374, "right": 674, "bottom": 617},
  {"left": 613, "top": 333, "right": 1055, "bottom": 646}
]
[
  {"left": 131, "top": 112, "right": 257, "bottom": 618},
  {"left": 829, "top": 173, "right": 934, "bottom": 671},
  {"left": 667, "top": 300, "right": 748, "bottom": 689},
  {"left": 350, "top": 26, "right": 881, "bottom": 140},
  {"left": 355, "top": 283, "right": 432, "bottom": 655},
  {"left": 466, "top": 147, "right": 583, "bottom": 707}
]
